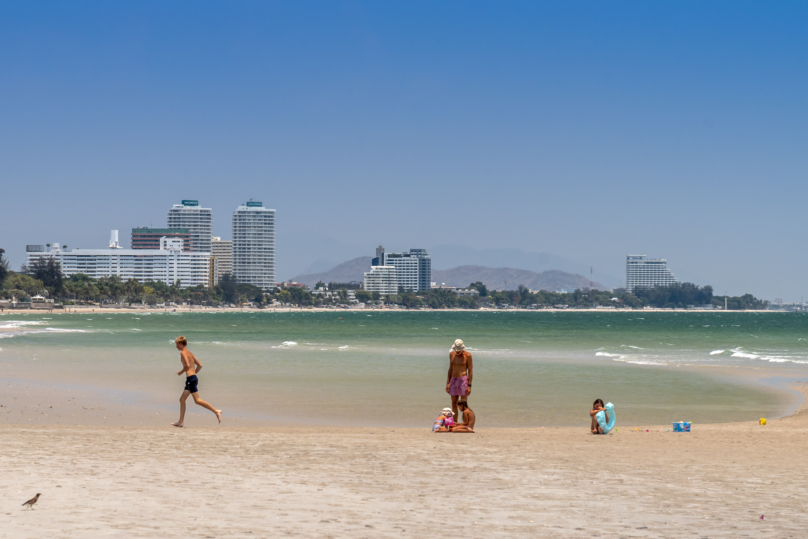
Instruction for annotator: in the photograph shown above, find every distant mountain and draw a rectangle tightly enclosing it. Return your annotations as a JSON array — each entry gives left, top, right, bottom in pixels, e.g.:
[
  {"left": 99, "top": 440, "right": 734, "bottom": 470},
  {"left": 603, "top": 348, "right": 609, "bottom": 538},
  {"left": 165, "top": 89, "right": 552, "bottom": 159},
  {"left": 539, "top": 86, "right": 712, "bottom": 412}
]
[
  {"left": 432, "top": 266, "right": 605, "bottom": 291},
  {"left": 289, "top": 257, "right": 373, "bottom": 286},
  {"left": 428, "top": 244, "right": 620, "bottom": 288},
  {"left": 291, "top": 258, "right": 604, "bottom": 292}
]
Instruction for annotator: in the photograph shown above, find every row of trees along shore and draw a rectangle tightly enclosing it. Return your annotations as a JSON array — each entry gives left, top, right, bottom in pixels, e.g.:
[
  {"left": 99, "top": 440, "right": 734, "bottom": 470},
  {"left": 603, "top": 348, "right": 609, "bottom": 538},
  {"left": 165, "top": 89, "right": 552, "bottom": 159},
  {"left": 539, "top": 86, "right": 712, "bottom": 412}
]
[{"left": 0, "top": 253, "right": 768, "bottom": 310}]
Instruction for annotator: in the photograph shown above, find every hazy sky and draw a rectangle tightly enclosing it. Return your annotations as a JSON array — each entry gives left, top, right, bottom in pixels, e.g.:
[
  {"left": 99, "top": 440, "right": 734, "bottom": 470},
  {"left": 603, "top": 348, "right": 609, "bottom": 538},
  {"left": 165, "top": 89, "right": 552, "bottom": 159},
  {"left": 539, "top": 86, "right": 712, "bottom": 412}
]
[{"left": 1, "top": 2, "right": 806, "bottom": 300}]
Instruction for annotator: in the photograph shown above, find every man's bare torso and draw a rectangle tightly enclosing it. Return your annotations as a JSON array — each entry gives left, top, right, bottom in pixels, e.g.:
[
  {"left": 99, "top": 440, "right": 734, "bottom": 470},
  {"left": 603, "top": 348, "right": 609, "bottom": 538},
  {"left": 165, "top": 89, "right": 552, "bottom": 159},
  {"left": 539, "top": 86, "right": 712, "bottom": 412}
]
[{"left": 449, "top": 351, "right": 470, "bottom": 378}]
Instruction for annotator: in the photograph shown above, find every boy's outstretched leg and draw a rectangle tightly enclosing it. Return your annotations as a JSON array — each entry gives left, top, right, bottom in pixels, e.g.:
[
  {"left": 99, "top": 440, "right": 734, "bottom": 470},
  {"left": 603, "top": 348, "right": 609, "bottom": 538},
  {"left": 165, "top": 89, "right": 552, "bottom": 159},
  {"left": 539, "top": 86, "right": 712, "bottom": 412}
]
[{"left": 192, "top": 393, "right": 222, "bottom": 423}]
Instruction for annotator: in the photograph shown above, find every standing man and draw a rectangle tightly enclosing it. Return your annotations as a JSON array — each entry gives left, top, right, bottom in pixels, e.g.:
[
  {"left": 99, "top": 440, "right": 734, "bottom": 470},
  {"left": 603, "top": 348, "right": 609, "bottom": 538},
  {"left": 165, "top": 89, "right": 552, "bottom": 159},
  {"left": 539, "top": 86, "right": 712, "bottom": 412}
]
[
  {"left": 171, "top": 336, "right": 222, "bottom": 427},
  {"left": 446, "top": 339, "right": 473, "bottom": 420}
]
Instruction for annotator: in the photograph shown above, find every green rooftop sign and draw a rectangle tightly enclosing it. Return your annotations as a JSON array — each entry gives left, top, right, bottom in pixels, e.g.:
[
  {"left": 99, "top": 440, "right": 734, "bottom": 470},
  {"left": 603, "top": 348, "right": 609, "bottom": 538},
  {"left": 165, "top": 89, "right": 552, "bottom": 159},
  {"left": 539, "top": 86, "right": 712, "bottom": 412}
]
[
  {"left": 182, "top": 200, "right": 199, "bottom": 206},
  {"left": 246, "top": 201, "right": 263, "bottom": 207}
]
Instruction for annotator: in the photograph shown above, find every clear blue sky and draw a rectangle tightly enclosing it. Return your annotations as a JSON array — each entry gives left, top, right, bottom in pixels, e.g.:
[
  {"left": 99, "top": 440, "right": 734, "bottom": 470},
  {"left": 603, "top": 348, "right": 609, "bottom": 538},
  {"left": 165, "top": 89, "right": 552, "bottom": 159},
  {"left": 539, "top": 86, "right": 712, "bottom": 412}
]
[{"left": 1, "top": 2, "right": 806, "bottom": 300}]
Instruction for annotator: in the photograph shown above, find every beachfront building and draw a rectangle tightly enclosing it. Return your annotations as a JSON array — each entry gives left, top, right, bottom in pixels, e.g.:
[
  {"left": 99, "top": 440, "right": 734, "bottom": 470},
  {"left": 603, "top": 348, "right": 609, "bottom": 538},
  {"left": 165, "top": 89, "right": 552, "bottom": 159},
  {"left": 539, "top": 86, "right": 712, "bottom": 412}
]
[
  {"left": 372, "top": 247, "right": 431, "bottom": 292},
  {"left": 625, "top": 255, "right": 678, "bottom": 292},
  {"left": 363, "top": 265, "right": 398, "bottom": 295},
  {"left": 167, "top": 200, "right": 212, "bottom": 254},
  {"left": 26, "top": 235, "right": 210, "bottom": 288},
  {"left": 231, "top": 201, "right": 276, "bottom": 291},
  {"left": 131, "top": 228, "right": 192, "bottom": 250},
  {"left": 210, "top": 236, "right": 232, "bottom": 285}
]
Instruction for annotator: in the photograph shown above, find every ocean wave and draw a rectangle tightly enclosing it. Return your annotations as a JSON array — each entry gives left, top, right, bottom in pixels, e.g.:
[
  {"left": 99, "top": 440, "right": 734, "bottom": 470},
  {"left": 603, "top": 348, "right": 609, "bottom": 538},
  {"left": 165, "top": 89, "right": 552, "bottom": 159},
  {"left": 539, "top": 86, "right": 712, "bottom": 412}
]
[
  {"left": 271, "top": 341, "right": 299, "bottom": 349},
  {"left": 709, "top": 350, "right": 725, "bottom": 355},
  {"left": 610, "top": 357, "right": 667, "bottom": 366},
  {"left": 0, "top": 321, "right": 45, "bottom": 329},
  {"left": 338, "top": 345, "right": 349, "bottom": 349},
  {"left": 0, "top": 327, "right": 88, "bottom": 338},
  {"left": 731, "top": 351, "right": 760, "bottom": 359},
  {"left": 595, "top": 352, "right": 623, "bottom": 358}
]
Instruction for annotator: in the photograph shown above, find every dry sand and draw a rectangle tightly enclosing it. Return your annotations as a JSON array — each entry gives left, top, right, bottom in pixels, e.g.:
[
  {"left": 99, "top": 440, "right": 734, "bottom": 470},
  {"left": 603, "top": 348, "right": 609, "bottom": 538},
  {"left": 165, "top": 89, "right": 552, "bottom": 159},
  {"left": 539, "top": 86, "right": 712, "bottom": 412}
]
[{"left": 1, "top": 385, "right": 806, "bottom": 538}]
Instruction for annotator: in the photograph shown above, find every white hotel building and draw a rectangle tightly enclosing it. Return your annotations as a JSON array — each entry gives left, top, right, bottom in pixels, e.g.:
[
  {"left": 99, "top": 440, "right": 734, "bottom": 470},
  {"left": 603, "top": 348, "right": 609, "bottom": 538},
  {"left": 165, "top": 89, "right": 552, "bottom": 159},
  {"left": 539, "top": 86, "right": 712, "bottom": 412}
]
[
  {"left": 232, "top": 201, "right": 276, "bottom": 291},
  {"left": 26, "top": 232, "right": 210, "bottom": 288},
  {"left": 363, "top": 266, "right": 398, "bottom": 295},
  {"left": 370, "top": 247, "right": 431, "bottom": 292},
  {"left": 167, "top": 200, "right": 212, "bottom": 254},
  {"left": 625, "top": 255, "right": 678, "bottom": 292}
]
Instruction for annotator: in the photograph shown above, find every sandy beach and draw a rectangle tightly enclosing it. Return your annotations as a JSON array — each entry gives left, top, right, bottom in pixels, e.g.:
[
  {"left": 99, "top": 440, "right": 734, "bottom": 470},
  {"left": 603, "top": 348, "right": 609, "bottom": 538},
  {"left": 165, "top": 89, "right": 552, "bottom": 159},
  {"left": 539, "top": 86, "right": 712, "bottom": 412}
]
[{"left": 1, "top": 385, "right": 806, "bottom": 538}]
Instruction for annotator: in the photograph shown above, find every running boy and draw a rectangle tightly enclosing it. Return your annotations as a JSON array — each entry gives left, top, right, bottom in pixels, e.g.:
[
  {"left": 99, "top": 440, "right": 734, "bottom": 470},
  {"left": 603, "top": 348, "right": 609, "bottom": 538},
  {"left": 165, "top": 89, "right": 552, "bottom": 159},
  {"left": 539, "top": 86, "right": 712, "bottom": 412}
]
[{"left": 171, "top": 336, "right": 222, "bottom": 427}]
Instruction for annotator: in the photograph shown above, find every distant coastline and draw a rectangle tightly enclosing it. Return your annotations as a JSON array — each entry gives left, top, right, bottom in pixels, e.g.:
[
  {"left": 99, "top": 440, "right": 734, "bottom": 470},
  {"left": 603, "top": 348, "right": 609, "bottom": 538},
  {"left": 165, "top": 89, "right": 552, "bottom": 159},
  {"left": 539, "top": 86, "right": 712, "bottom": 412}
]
[{"left": 0, "top": 306, "right": 781, "bottom": 314}]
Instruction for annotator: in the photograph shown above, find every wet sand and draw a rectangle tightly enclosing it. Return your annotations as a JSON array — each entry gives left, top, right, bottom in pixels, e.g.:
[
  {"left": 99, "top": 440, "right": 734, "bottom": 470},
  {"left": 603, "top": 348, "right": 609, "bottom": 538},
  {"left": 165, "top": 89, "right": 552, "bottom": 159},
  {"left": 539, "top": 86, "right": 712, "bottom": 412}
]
[{"left": 1, "top": 385, "right": 806, "bottom": 538}]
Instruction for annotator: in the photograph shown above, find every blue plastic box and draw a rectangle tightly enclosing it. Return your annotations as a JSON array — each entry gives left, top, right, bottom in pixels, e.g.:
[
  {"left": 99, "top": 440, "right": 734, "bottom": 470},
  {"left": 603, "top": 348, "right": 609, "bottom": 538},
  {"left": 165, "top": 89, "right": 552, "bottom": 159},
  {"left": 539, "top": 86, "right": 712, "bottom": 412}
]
[{"left": 673, "top": 421, "right": 691, "bottom": 432}]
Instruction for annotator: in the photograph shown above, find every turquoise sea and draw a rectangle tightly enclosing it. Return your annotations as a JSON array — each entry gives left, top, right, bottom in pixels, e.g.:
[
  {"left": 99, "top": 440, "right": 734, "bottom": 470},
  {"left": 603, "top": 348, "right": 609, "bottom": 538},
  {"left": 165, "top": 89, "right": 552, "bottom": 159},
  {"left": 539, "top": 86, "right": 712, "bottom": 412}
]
[{"left": 1, "top": 310, "right": 806, "bottom": 427}]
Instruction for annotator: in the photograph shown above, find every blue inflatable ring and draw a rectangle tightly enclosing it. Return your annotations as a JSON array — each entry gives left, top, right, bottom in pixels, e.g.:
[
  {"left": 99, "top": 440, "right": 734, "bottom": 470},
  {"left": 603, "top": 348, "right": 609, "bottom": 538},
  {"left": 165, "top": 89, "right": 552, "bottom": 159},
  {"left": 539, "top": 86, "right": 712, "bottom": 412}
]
[{"left": 595, "top": 402, "right": 616, "bottom": 434}]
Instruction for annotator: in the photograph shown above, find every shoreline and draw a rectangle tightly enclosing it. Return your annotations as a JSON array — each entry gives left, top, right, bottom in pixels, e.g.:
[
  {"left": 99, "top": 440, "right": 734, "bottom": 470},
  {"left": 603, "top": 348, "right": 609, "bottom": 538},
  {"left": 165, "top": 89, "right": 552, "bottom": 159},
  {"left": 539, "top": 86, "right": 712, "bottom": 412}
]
[{"left": 0, "top": 306, "right": 780, "bottom": 314}]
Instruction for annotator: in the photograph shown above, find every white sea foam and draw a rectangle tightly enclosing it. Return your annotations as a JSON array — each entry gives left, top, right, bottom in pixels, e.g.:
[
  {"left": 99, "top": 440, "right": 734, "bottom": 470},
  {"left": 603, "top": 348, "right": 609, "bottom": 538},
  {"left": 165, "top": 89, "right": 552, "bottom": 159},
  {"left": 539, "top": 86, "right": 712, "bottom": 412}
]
[
  {"left": 338, "top": 345, "right": 349, "bottom": 349},
  {"left": 595, "top": 352, "right": 623, "bottom": 358},
  {"left": 282, "top": 341, "right": 298, "bottom": 346},
  {"left": 611, "top": 357, "right": 666, "bottom": 366},
  {"left": 132, "top": 329, "right": 142, "bottom": 331},
  {"left": 731, "top": 350, "right": 760, "bottom": 360},
  {"left": 709, "top": 350, "right": 725, "bottom": 355},
  {"left": 0, "top": 321, "right": 45, "bottom": 329}
]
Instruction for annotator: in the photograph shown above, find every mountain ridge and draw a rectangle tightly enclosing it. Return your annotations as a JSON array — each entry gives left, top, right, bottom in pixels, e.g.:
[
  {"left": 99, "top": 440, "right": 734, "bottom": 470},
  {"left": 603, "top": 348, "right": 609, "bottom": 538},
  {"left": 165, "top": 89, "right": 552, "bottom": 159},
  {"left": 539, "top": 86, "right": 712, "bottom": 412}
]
[{"left": 289, "top": 258, "right": 605, "bottom": 291}]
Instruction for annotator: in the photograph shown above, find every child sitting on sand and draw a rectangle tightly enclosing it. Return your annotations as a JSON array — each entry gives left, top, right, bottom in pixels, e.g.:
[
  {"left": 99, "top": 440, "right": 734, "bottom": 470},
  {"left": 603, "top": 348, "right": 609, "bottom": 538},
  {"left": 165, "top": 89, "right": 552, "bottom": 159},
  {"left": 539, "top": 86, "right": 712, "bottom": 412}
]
[
  {"left": 590, "top": 398, "right": 608, "bottom": 434},
  {"left": 449, "top": 400, "right": 475, "bottom": 433},
  {"left": 433, "top": 409, "right": 453, "bottom": 432}
]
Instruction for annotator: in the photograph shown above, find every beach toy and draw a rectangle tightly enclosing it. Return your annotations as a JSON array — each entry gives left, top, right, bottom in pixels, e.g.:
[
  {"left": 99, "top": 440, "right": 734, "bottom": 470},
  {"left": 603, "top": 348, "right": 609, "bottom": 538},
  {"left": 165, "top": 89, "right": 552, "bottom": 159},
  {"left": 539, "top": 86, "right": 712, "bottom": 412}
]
[
  {"left": 673, "top": 421, "right": 691, "bottom": 432},
  {"left": 595, "top": 402, "right": 616, "bottom": 434},
  {"left": 646, "top": 429, "right": 649, "bottom": 432},
  {"left": 759, "top": 418, "right": 767, "bottom": 425}
]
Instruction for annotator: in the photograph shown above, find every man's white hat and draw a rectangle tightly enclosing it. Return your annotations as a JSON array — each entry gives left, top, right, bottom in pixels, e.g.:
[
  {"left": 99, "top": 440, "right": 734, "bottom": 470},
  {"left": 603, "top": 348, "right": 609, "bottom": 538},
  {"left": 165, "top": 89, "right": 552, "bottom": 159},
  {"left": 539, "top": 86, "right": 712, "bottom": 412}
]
[{"left": 451, "top": 339, "right": 465, "bottom": 352}]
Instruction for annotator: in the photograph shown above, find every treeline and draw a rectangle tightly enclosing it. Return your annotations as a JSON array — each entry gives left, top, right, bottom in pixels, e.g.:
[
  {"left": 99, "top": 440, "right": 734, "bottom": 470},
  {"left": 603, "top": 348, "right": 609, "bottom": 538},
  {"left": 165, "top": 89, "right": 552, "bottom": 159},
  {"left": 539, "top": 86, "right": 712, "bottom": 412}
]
[
  {"left": 471, "top": 282, "right": 767, "bottom": 310},
  {"left": 0, "top": 252, "right": 768, "bottom": 310}
]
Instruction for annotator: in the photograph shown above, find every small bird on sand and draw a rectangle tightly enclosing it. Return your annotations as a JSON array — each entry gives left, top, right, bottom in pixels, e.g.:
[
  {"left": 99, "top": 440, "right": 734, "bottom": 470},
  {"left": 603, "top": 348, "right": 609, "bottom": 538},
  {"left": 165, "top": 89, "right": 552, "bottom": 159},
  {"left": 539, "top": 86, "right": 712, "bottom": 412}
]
[{"left": 22, "top": 493, "right": 41, "bottom": 509}]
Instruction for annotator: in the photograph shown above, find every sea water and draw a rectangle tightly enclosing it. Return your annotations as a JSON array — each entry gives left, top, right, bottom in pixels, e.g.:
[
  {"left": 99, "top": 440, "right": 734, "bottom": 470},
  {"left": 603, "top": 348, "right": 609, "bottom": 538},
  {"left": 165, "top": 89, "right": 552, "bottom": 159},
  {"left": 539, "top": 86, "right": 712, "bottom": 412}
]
[{"left": 0, "top": 311, "right": 805, "bottom": 427}]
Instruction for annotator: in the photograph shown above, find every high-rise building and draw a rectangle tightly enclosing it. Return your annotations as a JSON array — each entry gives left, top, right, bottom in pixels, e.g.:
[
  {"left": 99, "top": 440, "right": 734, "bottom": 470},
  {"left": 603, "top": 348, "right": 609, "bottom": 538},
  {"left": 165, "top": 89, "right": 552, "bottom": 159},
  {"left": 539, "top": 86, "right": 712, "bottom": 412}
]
[
  {"left": 131, "top": 228, "right": 192, "bottom": 250},
  {"left": 26, "top": 233, "right": 210, "bottom": 288},
  {"left": 167, "top": 200, "right": 212, "bottom": 254},
  {"left": 232, "top": 201, "right": 275, "bottom": 291},
  {"left": 625, "top": 255, "right": 678, "bottom": 292},
  {"left": 363, "top": 266, "right": 398, "bottom": 295},
  {"left": 372, "top": 247, "right": 431, "bottom": 292},
  {"left": 211, "top": 236, "right": 232, "bottom": 285}
]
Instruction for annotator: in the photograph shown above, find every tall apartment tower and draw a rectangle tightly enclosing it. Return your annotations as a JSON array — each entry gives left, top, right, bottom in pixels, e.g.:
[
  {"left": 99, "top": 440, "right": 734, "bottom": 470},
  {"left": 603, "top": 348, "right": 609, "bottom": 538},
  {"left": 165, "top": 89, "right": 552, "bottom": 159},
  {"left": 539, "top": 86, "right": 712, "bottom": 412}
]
[
  {"left": 625, "top": 255, "right": 678, "bottom": 292},
  {"left": 167, "top": 200, "right": 212, "bottom": 254},
  {"left": 370, "top": 246, "right": 431, "bottom": 292},
  {"left": 232, "top": 201, "right": 275, "bottom": 291}
]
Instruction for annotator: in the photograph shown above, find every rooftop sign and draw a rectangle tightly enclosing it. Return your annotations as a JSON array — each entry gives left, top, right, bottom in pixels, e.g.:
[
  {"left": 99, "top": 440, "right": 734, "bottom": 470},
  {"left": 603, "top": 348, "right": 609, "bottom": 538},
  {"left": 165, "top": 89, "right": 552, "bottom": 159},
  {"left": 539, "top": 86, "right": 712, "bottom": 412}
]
[
  {"left": 246, "top": 201, "right": 263, "bottom": 207},
  {"left": 26, "top": 245, "right": 44, "bottom": 252},
  {"left": 181, "top": 200, "right": 199, "bottom": 206}
]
